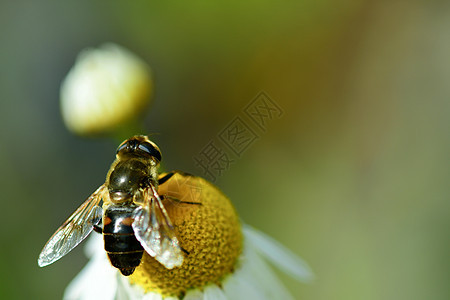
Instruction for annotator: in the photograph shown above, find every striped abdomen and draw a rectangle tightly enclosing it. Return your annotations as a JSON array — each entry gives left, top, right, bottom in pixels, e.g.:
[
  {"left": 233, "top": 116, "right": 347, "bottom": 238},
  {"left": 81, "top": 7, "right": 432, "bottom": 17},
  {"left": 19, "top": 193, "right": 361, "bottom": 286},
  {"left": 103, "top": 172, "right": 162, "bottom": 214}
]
[{"left": 103, "top": 205, "right": 144, "bottom": 276}]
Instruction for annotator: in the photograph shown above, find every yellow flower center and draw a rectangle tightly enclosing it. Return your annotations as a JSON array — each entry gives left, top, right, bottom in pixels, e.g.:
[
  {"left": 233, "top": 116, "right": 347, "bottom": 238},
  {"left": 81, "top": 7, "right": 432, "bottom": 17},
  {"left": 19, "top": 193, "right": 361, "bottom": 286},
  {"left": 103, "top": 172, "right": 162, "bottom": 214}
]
[{"left": 129, "top": 172, "right": 242, "bottom": 297}]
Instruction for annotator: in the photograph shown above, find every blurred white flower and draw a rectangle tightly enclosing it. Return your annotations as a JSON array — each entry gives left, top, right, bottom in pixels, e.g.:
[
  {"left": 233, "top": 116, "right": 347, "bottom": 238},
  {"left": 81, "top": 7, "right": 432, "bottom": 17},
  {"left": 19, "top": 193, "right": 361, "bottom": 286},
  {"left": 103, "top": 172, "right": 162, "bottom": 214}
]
[
  {"left": 60, "top": 43, "right": 152, "bottom": 135},
  {"left": 64, "top": 225, "right": 313, "bottom": 300}
]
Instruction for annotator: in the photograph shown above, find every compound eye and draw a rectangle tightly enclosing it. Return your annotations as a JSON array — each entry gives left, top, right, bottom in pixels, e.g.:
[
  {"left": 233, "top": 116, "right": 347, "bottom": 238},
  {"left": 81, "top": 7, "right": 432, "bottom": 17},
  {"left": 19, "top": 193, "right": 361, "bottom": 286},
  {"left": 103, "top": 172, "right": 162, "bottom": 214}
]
[
  {"left": 138, "top": 142, "right": 161, "bottom": 162},
  {"left": 116, "top": 142, "right": 128, "bottom": 154}
]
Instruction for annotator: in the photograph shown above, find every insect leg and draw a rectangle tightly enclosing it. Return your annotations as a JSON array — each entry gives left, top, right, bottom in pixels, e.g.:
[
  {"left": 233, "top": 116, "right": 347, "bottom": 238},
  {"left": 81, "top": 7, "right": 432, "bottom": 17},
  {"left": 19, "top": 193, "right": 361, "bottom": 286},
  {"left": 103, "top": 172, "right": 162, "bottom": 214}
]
[
  {"left": 158, "top": 170, "right": 195, "bottom": 185},
  {"left": 161, "top": 195, "right": 202, "bottom": 206},
  {"left": 158, "top": 171, "right": 175, "bottom": 185},
  {"left": 180, "top": 247, "right": 190, "bottom": 255},
  {"left": 93, "top": 222, "right": 103, "bottom": 234}
]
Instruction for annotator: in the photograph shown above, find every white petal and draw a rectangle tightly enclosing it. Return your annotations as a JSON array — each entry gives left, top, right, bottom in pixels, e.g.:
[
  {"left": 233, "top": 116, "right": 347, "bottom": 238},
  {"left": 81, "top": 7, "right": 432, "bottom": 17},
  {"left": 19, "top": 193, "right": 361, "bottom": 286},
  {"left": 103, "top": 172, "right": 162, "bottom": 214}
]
[
  {"left": 116, "top": 275, "right": 146, "bottom": 300},
  {"left": 243, "top": 225, "right": 314, "bottom": 282},
  {"left": 203, "top": 284, "right": 227, "bottom": 300},
  {"left": 142, "top": 292, "right": 163, "bottom": 300},
  {"left": 64, "top": 237, "right": 117, "bottom": 300},
  {"left": 84, "top": 233, "right": 103, "bottom": 258},
  {"left": 241, "top": 239, "right": 295, "bottom": 300},
  {"left": 183, "top": 289, "right": 203, "bottom": 300},
  {"left": 222, "top": 268, "right": 266, "bottom": 300}
]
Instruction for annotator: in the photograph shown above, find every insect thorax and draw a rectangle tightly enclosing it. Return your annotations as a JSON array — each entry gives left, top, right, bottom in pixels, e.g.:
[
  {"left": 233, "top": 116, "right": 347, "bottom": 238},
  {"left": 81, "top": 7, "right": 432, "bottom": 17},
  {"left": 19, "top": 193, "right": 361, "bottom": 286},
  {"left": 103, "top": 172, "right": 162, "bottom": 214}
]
[{"left": 107, "top": 158, "right": 155, "bottom": 203}]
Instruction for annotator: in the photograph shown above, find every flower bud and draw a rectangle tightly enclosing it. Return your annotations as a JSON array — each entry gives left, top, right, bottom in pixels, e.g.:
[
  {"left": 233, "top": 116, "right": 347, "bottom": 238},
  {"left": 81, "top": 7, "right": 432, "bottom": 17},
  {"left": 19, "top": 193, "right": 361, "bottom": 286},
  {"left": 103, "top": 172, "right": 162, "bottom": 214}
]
[{"left": 60, "top": 43, "right": 152, "bottom": 135}]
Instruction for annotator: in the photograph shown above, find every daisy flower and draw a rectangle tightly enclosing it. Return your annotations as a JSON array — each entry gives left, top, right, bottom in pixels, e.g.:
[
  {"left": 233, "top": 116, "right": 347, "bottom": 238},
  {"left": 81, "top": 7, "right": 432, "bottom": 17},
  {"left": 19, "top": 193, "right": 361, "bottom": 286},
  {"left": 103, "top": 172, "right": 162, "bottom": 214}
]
[
  {"left": 60, "top": 43, "right": 152, "bottom": 135},
  {"left": 63, "top": 173, "right": 313, "bottom": 300},
  {"left": 56, "top": 44, "right": 312, "bottom": 300}
]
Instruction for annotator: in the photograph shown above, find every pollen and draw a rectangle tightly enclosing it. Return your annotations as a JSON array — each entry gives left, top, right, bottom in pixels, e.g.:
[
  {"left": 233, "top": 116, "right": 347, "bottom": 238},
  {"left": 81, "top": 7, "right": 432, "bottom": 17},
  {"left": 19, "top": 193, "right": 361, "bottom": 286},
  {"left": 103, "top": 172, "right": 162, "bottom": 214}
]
[{"left": 129, "top": 172, "right": 242, "bottom": 297}]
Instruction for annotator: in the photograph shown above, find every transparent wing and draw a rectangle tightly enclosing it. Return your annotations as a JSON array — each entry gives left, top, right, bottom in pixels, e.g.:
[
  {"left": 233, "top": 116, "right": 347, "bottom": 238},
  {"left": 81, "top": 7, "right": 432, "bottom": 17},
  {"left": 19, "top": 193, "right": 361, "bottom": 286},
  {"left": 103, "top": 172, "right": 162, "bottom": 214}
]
[
  {"left": 37, "top": 185, "right": 106, "bottom": 267},
  {"left": 132, "top": 184, "right": 184, "bottom": 269}
]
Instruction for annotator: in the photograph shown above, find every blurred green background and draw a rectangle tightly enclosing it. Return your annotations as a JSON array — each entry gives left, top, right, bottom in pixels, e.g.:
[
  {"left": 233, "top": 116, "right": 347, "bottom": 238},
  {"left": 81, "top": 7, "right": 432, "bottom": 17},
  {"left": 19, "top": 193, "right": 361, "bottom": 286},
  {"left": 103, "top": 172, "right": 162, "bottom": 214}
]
[{"left": 1, "top": 1, "right": 449, "bottom": 299}]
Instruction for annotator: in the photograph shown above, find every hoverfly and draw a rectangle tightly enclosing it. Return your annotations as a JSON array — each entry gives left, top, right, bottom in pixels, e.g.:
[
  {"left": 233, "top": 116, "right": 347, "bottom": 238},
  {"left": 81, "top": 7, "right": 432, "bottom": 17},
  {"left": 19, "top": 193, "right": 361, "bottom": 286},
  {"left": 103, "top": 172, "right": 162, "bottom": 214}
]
[{"left": 38, "top": 135, "right": 195, "bottom": 275}]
